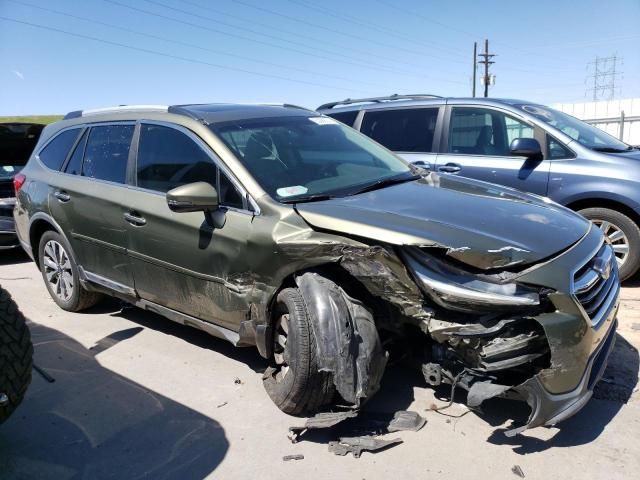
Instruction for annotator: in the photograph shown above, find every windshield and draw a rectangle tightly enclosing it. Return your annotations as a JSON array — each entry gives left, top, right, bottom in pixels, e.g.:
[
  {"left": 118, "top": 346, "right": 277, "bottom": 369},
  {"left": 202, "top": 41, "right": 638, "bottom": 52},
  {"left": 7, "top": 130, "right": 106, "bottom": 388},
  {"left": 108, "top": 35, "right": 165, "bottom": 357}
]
[
  {"left": 516, "top": 104, "right": 631, "bottom": 152},
  {"left": 211, "top": 115, "right": 413, "bottom": 202}
]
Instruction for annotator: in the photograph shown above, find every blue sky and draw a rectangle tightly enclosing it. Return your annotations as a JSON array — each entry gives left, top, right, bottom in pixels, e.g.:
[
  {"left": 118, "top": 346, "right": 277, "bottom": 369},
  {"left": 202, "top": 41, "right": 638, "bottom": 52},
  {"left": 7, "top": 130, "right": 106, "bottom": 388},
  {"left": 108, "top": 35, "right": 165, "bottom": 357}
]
[{"left": 1, "top": 0, "right": 639, "bottom": 115}]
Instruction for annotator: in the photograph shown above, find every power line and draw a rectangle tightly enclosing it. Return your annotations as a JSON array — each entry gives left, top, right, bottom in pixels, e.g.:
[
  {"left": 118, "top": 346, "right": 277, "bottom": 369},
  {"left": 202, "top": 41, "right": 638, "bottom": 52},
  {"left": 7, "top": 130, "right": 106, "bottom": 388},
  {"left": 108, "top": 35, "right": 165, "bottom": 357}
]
[
  {"left": 0, "top": 15, "right": 373, "bottom": 94},
  {"left": 7, "top": 0, "right": 389, "bottom": 90},
  {"left": 143, "top": 0, "right": 449, "bottom": 73},
  {"left": 282, "top": 0, "right": 468, "bottom": 57},
  {"left": 230, "top": 0, "right": 467, "bottom": 65},
  {"left": 373, "top": 0, "right": 477, "bottom": 38},
  {"left": 105, "top": 0, "right": 467, "bottom": 84}
]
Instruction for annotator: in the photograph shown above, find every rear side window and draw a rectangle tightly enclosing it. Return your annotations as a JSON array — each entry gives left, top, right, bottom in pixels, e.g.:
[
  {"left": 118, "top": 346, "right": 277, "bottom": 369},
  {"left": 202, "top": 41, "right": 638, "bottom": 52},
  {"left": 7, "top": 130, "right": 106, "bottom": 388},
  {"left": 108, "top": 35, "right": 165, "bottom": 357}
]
[
  {"left": 326, "top": 110, "right": 358, "bottom": 127},
  {"left": 64, "top": 129, "right": 88, "bottom": 175},
  {"left": 82, "top": 125, "right": 134, "bottom": 183},
  {"left": 38, "top": 129, "right": 80, "bottom": 170},
  {"left": 360, "top": 108, "right": 439, "bottom": 152}
]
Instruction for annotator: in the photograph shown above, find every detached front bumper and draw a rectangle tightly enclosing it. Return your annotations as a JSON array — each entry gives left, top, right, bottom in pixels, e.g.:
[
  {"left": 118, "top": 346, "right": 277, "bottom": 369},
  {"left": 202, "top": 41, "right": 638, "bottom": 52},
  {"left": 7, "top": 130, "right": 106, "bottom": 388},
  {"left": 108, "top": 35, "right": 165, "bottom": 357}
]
[
  {"left": 509, "top": 316, "right": 617, "bottom": 436},
  {"left": 507, "top": 224, "right": 621, "bottom": 433}
]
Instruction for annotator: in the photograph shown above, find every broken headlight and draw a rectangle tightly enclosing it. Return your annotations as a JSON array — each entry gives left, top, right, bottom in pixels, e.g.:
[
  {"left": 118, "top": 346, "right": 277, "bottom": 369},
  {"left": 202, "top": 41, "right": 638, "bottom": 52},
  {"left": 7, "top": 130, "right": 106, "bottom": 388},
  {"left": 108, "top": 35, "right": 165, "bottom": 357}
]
[{"left": 401, "top": 247, "right": 540, "bottom": 313}]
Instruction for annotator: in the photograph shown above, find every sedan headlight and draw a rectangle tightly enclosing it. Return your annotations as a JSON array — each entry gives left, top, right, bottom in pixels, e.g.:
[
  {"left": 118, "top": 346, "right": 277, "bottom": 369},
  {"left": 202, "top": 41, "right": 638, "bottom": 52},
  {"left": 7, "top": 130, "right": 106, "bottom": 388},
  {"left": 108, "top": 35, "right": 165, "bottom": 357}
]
[{"left": 402, "top": 247, "right": 540, "bottom": 313}]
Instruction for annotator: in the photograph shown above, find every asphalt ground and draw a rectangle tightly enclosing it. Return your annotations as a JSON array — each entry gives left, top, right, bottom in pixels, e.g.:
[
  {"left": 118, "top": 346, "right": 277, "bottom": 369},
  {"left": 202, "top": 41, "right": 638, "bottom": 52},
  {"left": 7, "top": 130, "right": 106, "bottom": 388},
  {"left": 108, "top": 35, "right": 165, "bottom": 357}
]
[{"left": 0, "top": 249, "right": 638, "bottom": 479}]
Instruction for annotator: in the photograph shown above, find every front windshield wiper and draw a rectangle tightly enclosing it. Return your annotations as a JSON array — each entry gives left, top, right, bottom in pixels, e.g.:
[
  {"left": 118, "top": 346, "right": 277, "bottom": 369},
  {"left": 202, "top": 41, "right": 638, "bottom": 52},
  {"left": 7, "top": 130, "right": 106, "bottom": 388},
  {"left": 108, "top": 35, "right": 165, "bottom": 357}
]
[
  {"left": 279, "top": 193, "right": 336, "bottom": 204},
  {"left": 347, "top": 173, "right": 420, "bottom": 196},
  {"left": 592, "top": 146, "right": 633, "bottom": 153}
]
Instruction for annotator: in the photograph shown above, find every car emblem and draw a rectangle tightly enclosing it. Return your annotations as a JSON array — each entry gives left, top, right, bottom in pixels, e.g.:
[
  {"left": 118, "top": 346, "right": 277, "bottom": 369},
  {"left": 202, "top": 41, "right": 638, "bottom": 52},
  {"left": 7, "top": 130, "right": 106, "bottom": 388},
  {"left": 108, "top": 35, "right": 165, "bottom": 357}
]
[{"left": 592, "top": 257, "right": 611, "bottom": 280}]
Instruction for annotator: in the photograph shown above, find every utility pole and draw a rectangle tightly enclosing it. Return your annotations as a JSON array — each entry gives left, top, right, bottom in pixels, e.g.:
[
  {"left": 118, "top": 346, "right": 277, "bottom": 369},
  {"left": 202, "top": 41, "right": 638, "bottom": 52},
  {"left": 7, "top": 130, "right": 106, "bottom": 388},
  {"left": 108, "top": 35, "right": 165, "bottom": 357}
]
[
  {"left": 477, "top": 39, "right": 495, "bottom": 98},
  {"left": 472, "top": 42, "right": 477, "bottom": 97},
  {"left": 587, "top": 55, "right": 623, "bottom": 101}
]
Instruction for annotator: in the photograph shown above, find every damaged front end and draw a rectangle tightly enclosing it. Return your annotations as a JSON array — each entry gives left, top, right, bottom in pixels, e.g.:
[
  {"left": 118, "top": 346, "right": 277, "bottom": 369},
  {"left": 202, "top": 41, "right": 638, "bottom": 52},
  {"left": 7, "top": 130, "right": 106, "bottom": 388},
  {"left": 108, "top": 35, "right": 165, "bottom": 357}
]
[{"left": 399, "top": 224, "right": 620, "bottom": 433}]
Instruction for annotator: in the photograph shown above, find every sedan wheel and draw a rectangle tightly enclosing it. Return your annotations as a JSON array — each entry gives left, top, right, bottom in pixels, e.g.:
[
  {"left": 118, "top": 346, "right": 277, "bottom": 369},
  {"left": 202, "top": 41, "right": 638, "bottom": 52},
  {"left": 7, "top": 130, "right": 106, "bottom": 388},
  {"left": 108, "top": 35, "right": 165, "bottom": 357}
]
[{"left": 43, "top": 240, "right": 74, "bottom": 302}]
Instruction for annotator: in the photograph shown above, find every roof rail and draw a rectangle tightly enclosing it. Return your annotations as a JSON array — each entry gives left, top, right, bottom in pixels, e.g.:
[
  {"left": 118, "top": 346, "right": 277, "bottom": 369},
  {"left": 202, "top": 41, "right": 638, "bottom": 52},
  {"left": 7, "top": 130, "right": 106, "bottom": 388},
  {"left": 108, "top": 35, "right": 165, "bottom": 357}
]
[
  {"left": 317, "top": 93, "right": 442, "bottom": 110},
  {"left": 63, "top": 105, "right": 169, "bottom": 120}
]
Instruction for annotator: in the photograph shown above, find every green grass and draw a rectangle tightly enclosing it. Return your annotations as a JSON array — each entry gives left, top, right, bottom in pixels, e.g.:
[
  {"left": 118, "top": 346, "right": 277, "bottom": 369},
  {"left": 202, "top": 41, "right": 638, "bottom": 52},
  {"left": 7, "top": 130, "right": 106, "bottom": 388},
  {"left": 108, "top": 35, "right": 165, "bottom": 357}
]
[{"left": 0, "top": 115, "right": 63, "bottom": 125}]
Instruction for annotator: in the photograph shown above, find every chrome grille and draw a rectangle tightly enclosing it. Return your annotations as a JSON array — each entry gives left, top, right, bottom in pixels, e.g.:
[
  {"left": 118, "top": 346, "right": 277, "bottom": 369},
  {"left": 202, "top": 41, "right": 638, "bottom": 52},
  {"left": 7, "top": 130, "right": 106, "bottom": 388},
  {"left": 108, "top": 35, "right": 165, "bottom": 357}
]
[{"left": 573, "top": 243, "right": 619, "bottom": 328}]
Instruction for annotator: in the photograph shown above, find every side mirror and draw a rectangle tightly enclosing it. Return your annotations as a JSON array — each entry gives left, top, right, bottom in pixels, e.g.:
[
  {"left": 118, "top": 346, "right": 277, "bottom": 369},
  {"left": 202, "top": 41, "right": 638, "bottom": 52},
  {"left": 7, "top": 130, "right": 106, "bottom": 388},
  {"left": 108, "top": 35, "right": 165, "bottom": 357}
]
[
  {"left": 510, "top": 138, "right": 543, "bottom": 161},
  {"left": 167, "top": 181, "right": 219, "bottom": 213},
  {"left": 167, "top": 181, "right": 225, "bottom": 228}
]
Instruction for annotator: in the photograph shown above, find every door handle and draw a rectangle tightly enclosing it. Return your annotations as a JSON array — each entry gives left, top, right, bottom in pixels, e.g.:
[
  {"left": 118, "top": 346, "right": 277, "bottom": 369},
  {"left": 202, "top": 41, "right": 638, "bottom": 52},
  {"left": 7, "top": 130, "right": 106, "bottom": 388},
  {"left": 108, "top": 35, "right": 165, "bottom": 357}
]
[
  {"left": 123, "top": 212, "right": 147, "bottom": 226},
  {"left": 54, "top": 190, "right": 71, "bottom": 202},
  {"left": 437, "top": 163, "right": 461, "bottom": 173}
]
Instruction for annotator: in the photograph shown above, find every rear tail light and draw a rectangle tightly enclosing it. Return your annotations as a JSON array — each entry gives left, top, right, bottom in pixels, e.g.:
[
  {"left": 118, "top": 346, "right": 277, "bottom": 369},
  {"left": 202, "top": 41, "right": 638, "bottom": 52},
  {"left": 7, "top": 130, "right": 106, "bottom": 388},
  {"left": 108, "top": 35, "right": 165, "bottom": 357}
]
[{"left": 13, "top": 173, "right": 26, "bottom": 194}]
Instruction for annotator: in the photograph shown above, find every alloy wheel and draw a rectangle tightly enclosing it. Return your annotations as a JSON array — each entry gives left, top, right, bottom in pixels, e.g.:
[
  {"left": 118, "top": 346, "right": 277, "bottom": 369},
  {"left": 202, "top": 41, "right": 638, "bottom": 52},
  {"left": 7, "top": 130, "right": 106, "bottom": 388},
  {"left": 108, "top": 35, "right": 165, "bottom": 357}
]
[
  {"left": 43, "top": 240, "right": 74, "bottom": 302},
  {"left": 592, "top": 219, "right": 629, "bottom": 268},
  {"left": 273, "top": 313, "right": 290, "bottom": 382}
]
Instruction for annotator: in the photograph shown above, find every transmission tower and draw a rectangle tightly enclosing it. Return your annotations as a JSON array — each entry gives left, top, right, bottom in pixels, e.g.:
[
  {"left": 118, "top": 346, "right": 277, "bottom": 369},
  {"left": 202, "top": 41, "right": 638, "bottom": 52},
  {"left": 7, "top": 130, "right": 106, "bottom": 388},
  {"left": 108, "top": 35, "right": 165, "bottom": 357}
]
[{"left": 587, "top": 55, "right": 623, "bottom": 101}]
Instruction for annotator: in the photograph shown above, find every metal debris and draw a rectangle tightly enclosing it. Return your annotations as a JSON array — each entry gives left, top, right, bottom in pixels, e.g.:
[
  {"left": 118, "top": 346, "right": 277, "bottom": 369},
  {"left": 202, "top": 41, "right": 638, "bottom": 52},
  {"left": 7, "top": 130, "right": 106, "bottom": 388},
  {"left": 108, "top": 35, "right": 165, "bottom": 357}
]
[
  {"left": 328, "top": 436, "right": 403, "bottom": 458},
  {"left": 216, "top": 401, "right": 228, "bottom": 408},
  {"left": 387, "top": 410, "right": 426, "bottom": 432},
  {"left": 288, "top": 410, "right": 359, "bottom": 443},
  {"left": 282, "top": 454, "right": 304, "bottom": 461},
  {"left": 512, "top": 465, "right": 525, "bottom": 478},
  {"left": 233, "top": 377, "right": 243, "bottom": 385}
]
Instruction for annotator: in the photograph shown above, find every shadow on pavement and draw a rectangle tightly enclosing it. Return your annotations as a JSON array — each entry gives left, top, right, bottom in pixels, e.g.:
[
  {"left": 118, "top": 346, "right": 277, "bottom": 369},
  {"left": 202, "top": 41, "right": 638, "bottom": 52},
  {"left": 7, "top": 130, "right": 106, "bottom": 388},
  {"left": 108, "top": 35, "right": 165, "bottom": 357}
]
[
  {"left": 0, "top": 321, "right": 229, "bottom": 480},
  {"left": 485, "top": 333, "right": 639, "bottom": 454},
  {"left": 0, "top": 249, "right": 31, "bottom": 268}
]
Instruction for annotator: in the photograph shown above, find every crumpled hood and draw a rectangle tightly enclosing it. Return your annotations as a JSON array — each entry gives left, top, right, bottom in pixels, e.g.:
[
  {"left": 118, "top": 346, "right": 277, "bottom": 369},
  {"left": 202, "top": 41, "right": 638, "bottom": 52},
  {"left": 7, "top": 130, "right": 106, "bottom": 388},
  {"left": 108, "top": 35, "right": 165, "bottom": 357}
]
[{"left": 295, "top": 173, "right": 590, "bottom": 270}]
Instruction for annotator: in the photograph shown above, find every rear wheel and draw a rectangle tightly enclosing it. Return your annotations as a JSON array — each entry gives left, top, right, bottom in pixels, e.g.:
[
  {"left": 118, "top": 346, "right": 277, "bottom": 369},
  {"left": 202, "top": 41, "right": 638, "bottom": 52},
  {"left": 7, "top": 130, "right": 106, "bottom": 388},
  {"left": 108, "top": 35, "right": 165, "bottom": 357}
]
[
  {"left": 579, "top": 207, "right": 640, "bottom": 281},
  {"left": 0, "top": 287, "right": 33, "bottom": 423},
  {"left": 38, "top": 231, "right": 102, "bottom": 311},
  {"left": 262, "top": 288, "right": 335, "bottom": 415}
]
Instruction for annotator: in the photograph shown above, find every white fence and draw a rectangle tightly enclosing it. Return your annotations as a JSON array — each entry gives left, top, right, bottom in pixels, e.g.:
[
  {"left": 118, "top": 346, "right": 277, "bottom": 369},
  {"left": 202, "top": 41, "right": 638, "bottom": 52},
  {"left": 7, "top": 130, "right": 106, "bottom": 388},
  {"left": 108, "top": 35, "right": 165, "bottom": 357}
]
[{"left": 552, "top": 98, "right": 640, "bottom": 145}]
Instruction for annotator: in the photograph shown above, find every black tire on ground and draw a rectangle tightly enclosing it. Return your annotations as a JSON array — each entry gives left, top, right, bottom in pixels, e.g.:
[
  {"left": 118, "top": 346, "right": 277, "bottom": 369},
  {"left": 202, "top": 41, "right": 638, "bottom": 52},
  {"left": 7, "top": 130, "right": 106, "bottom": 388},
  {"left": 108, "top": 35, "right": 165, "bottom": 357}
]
[
  {"left": 579, "top": 207, "right": 640, "bottom": 281},
  {"left": 0, "top": 287, "right": 33, "bottom": 424},
  {"left": 38, "top": 230, "right": 102, "bottom": 312},
  {"left": 262, "top": 287, "right": 335, "bottom": 415}
]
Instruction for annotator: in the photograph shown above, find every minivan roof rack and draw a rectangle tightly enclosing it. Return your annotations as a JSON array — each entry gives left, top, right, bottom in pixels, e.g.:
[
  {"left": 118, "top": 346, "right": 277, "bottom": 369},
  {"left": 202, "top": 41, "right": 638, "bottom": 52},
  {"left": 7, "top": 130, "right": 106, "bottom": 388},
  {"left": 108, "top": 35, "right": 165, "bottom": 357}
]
[
  {"left": 317, "top": 94, "right": 442, "bottom": 110},
  {"left": 63, "top": 105, "right": 169, "bottom": 120}
]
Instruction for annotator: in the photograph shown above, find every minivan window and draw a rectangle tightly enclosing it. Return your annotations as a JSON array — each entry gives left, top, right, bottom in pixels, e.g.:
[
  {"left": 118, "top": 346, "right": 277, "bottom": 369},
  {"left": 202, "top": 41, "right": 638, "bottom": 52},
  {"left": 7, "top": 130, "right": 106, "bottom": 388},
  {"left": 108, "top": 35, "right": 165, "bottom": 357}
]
[
  {"left": 64, "top": 129, "right": 88, "bottom": 175},
  {"left": 326, "top": 110, "right": 358, "bottom": 127},
  {"left": 448, "top": 107, "right": 533, "bottom": 156},
  {"left": 518, "top": 104, "right": 632, "bottom": 152},
  {"left": 137, "top": 124, "right": 244, "bottom": 208},
  {"left": 212, "top": 115, "right": 412, "bottom": 202},
  {"left": 38, "top": 128, "right": 80, "bottom": 171},
  {"left": 82, "top": 125, "right": 134, "bottom": 183},
  {"left": 548, "top": 135, "right": 574, "bottom": 160},
  {"left": 361, "top": 108, "right": 439, "bottom": 152}
]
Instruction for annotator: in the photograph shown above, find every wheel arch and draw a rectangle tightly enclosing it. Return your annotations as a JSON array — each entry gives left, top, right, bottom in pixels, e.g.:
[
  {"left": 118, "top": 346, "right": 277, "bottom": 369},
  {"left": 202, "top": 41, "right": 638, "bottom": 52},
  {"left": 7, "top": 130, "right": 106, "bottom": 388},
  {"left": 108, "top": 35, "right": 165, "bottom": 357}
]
[
  {"left": 565, "top": 197, "right": 640, "bottom": 228},
  {"left": 28, "top": 214, "right": 76, "bottom": 271}
]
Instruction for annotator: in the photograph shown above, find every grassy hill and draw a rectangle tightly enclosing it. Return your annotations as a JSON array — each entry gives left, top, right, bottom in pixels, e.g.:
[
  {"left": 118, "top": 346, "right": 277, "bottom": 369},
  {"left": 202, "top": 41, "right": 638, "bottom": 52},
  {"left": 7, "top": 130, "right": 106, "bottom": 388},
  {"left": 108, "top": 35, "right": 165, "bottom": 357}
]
[{"left": 0, "top": 115, "right": 63, "bottom": 125}]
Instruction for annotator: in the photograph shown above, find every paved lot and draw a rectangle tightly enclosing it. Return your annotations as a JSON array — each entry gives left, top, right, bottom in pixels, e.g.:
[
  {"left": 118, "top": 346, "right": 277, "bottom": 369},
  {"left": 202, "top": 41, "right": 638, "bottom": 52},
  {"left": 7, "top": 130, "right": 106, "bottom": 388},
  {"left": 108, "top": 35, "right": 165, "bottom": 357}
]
[{"left": 0, "top": 249, "right": 639, "bottom": 480}]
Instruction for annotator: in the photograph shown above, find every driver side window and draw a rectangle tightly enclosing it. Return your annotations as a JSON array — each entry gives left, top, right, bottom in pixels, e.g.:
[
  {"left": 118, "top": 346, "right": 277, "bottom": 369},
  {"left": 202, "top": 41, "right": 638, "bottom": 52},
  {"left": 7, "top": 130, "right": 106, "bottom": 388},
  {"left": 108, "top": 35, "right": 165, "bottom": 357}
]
[{"left": 137, "top": 124, "right": 244, "bottom": 209}]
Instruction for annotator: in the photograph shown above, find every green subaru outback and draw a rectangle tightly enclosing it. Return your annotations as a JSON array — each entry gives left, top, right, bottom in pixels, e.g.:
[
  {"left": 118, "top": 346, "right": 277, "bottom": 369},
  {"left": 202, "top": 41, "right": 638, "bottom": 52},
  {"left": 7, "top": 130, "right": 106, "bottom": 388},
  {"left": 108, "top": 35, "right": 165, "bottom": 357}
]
[{"left": 14, "top": 103, "right": 619, "bottom": 434}]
